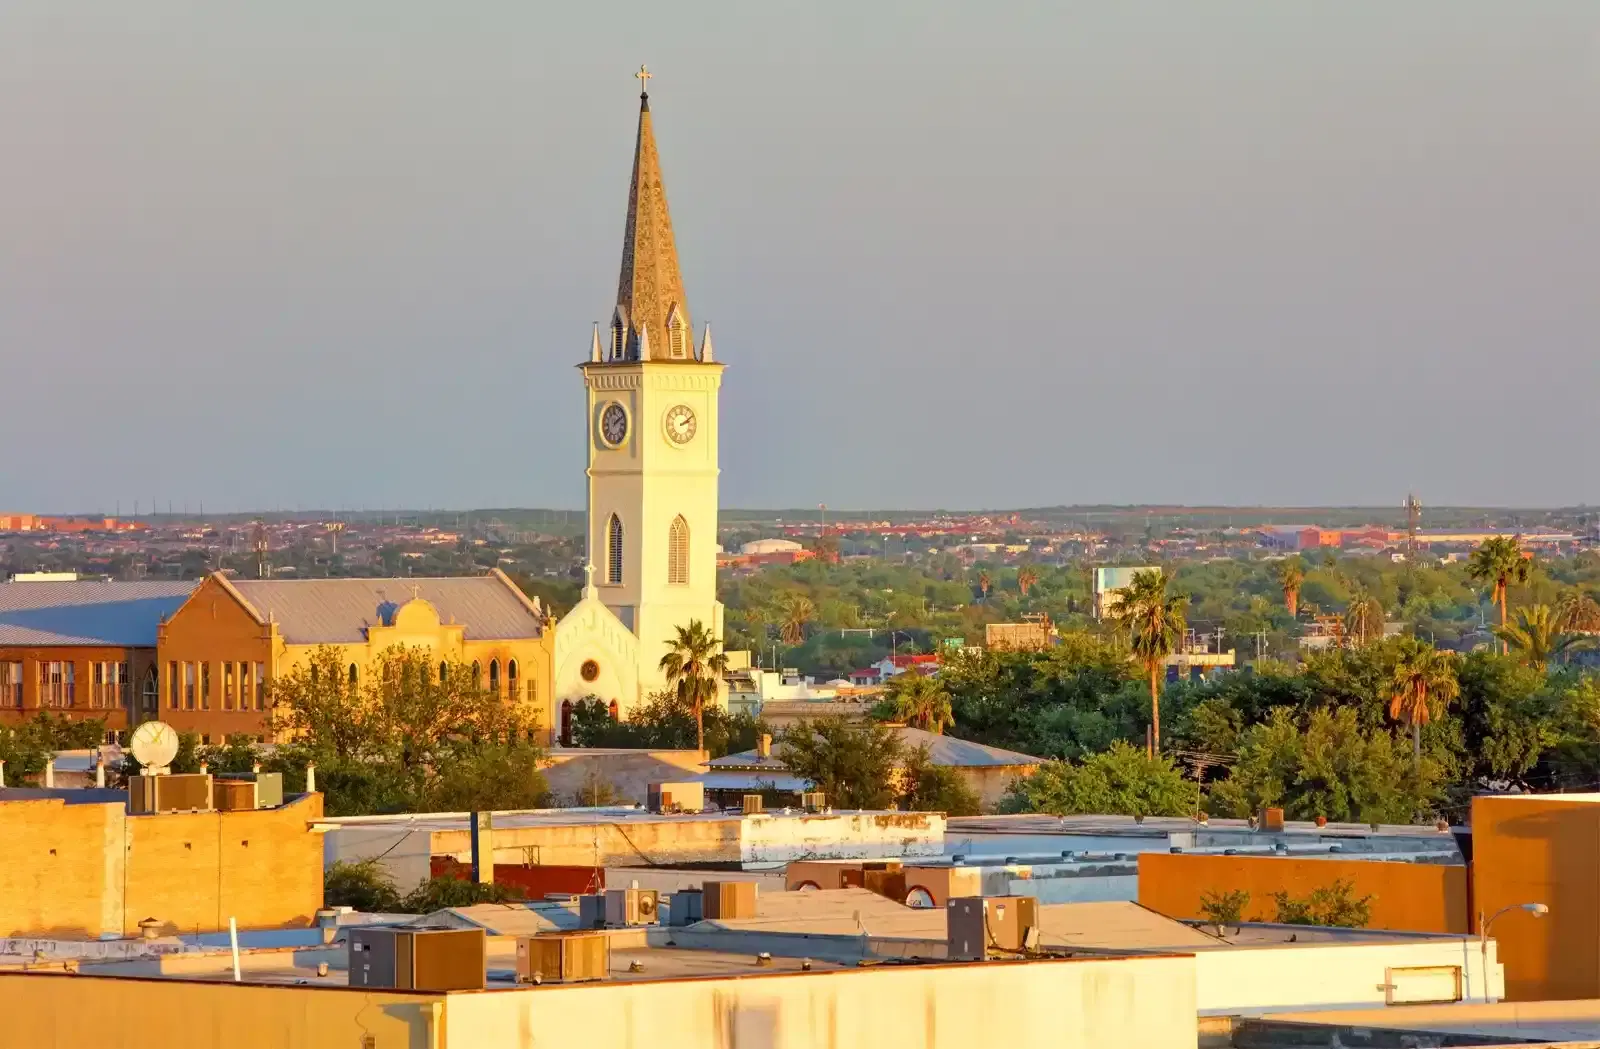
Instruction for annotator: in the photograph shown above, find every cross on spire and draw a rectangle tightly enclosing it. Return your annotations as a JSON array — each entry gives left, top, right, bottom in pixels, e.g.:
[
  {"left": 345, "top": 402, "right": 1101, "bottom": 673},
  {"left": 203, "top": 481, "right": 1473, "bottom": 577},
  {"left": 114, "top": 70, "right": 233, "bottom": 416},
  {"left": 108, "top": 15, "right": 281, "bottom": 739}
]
[{"left": 635, "top": 64, "right": 652, "bottom": 97}]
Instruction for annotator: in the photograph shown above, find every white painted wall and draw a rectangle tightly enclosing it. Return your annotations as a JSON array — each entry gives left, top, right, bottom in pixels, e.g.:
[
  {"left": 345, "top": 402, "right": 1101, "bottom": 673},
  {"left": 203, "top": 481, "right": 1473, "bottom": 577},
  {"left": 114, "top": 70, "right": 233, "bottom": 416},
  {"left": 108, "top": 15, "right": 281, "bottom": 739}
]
[
  {"left": 442, "top": 953, "right": 1199, "bottom": 1049},
  {"left": 739, "top": 812, "right": 946, "bottom": 866},
  {"left": 1193, "top": 939, "right": 1501, "bottom": 1015}
]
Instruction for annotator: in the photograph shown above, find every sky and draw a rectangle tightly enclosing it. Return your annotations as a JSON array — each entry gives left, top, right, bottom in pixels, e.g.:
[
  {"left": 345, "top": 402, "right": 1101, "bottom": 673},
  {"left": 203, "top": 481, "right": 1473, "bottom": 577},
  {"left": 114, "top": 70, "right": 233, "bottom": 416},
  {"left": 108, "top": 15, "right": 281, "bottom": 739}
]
[{"left": 3, "top": 2, "right": 1599, "bottom": 513}]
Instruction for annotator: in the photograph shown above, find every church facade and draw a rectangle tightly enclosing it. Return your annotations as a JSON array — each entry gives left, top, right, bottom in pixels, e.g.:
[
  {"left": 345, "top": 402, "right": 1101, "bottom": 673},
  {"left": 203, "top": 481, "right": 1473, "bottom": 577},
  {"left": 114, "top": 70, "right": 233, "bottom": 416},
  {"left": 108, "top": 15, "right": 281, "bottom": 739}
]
[{"left": 552, "top": 74, "right": 728, "bottom": 736}]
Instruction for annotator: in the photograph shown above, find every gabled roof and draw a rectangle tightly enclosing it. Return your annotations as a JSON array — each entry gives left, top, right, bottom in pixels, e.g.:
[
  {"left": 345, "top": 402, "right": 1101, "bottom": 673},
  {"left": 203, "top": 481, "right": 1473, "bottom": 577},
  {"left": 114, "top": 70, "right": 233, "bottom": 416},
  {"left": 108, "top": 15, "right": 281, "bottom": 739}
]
[
  {"left": 224, "top": 571, "right": 545, "bottom": 644},
  {"left": 0, "top": 580, "right": 196, "bottom": 646},
  {"left": 707, "top": 726, "right": 1043, "bottom": 771}
]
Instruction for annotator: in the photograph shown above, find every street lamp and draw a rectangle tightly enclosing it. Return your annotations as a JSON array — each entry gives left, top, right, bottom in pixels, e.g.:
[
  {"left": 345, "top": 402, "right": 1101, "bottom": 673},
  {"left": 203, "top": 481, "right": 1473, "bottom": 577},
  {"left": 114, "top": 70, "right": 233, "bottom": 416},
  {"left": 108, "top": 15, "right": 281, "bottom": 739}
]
[{"left": 1479, "top": 902, "right": 1548, "bottom": 1002}]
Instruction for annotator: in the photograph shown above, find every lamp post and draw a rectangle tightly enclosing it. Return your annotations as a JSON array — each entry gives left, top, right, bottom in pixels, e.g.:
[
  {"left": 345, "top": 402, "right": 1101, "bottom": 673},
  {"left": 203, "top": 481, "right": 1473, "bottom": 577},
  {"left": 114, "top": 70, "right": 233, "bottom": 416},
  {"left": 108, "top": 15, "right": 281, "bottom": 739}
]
[{"left": 1479, "top": 902, "right": 1547, "bottom": 1002}]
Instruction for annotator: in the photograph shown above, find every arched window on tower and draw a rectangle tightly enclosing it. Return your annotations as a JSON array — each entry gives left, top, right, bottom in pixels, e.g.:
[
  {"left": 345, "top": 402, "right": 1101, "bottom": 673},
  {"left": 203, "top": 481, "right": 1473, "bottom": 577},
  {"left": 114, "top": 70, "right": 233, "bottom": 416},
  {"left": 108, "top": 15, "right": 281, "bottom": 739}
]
[
  {"left": 607, "top": 514, "right": 624, "bottom": 584},
  {"left": 488, "top": 659, "right": 500, "bottom": 695},
  {"left": 507, "top": 659, "right": 519, "bottom": 702},
  {"left": 668, "top": 515, "right": 690, "bottom": 585},
  {"left": 347, "top": 664, "right": 358, "bottom": 690},
  {"left": 471, "top": 661, "right": 482, "bottom": 688},
  {"left": 610, "top": 309, "right": 627, "bottom": 361},
  {"left": 666, "top": 305, "right": 688, "bottom": 359}
]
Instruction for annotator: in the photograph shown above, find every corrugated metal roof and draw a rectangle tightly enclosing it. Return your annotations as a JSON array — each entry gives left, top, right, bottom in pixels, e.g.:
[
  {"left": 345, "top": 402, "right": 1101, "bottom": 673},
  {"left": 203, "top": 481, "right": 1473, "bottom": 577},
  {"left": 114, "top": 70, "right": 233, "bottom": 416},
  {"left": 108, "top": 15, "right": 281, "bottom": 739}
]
[
  {"left": 229, "top": 575, "right": 544, "bottom": 644},
  {"left": 707, "top": 726, "right": 1043, "bottom": 770},
  {"left": 0, "top": 580, "right": 195, "bottom": 646}
]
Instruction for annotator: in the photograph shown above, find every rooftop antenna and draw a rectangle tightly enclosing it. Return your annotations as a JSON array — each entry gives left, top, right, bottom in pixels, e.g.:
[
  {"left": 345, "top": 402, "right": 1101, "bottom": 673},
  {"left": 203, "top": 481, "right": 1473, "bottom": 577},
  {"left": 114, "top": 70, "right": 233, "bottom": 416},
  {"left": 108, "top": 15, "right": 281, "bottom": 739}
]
[
  {"left": 253, "top": 519, "right": 271, "bottom": 579},
  {"left": 1404, "top": 493, "right": 1422, "bottom": 558},
  {"left": 128, "top": 720, "right": 179, "bottom": 776}
]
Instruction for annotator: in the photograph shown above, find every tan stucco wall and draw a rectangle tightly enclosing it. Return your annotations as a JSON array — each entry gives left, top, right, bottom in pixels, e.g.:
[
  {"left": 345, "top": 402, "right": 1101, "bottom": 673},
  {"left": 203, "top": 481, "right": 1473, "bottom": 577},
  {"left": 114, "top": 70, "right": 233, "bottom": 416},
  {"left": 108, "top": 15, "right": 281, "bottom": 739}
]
[{"left": 0, "top": 953, "right": 1198, "bottom": 1049}]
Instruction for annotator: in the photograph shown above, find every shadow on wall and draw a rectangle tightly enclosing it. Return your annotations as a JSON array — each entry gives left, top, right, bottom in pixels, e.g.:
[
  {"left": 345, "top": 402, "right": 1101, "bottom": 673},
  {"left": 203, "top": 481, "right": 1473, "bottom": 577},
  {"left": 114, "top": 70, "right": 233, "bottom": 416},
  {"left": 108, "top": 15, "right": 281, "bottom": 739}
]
[
  {"left": 711, "top": 994, "right": 779, "bottom": 1049},
  {"left": 1484, "top": 805, "right": 1595, "bottom": 1002}
]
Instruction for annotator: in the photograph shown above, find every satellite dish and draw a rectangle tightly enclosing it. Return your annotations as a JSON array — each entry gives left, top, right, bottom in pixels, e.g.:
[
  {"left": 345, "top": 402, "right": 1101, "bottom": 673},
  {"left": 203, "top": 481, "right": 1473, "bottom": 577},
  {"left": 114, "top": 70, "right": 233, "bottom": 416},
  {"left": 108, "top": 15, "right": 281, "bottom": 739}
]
[{"left": 129, "top": 721, "right": 179, "bottom": 774}]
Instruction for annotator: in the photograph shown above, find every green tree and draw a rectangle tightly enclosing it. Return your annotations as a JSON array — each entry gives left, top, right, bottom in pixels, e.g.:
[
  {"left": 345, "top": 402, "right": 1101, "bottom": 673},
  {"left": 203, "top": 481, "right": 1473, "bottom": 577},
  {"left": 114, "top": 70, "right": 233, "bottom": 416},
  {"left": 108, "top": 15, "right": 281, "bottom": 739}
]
[
  {"left": 1495, "top": 604, "right": 1592, "bottom": 671},
  {"left": 1199, "top": 888, "right": 1251, "bottom": 931},
  {"left": 999, "top": 741, "right": 1200, "bottom": 818},
  {"left": 267, "top": 644, "right": 546, "bottom": 815},
  {"left": 1278, "top": 558, "right": 1305, "bottom": 619},
  {"left": 1389, "top": 638, "right": 1461, "bottom": 765},
  {"left": 1343, "top": 591, "right": 1385, "bottom": 648},
  {"left": 1468, "top": 536, "right": 1532, "bottom": 651},
  {"left": 899, "top": 745, "right": 982, "bottom": 815},
  {"left": 1110, "top": 569, "right": 1187, "bottom": 755},
  {"left": 324, "top": 859, "right": 402, "bottom": 912},
  {"left": 778, "top": 592, "right": 816, "bottom": 646},
  {"left": 778, "top": 717, "right": 904, "bottom": 810},
  {"left": 659, "top": 619, "right": 730, "bottom": 752},
  {"left": 1271, "top": 879, "right": 1374, "bottom": 928},
  {"left": 885, "top": 672, "right": 954, "bottom": 734},
  {"left": 1555, "top": 589, "right": 1600, "bottom": 634},
  {"left": 1212, "top": 707, "right": 1438, "bottom": 824}
]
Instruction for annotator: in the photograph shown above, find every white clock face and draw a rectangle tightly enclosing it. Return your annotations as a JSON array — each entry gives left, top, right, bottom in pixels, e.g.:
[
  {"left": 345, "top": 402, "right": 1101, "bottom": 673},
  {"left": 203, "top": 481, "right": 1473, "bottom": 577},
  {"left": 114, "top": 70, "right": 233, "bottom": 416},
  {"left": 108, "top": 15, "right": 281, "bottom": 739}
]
[
  {"left": 664, "top": 404, "right": 697, "bottom": 445},
  {"left": 599, "top": 402, "right": 628, "bottom": 447}
]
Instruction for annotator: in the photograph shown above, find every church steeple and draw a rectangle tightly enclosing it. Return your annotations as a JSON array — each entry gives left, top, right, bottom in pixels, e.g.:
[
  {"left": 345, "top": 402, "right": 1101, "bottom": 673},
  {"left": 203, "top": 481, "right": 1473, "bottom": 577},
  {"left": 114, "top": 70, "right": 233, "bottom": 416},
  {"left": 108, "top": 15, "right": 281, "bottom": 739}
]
[{"left": 611, "top": 65, "right": 692, "bottom": 362}]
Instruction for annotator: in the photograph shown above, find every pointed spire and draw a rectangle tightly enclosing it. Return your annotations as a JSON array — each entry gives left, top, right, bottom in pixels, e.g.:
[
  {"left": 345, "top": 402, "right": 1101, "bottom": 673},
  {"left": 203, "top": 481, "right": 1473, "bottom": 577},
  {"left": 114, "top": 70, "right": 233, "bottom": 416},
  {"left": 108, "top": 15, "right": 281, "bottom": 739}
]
[
  {"left": 699, "top": 322, "right": 714, "bottom": 362},
  {"left": 590, "top": 322, "right": 602, "bottom": 362},
  {"left": 615, "top": 67, "right": 689, "bottom": 362}
]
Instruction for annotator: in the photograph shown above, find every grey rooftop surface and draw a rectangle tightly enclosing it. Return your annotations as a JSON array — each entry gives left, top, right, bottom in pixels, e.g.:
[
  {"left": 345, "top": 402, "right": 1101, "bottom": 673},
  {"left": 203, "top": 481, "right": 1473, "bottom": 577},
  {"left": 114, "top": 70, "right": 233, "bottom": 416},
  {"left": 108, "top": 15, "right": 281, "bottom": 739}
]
[
  {"left": 0, "top": 579, "right": 195, "bottom": 646},
  {"left": 229, "top": 573, "right": 545, "bottom": 643},
  {"left": 708, "top": 726, "right": 1043, "bottom": 771}
]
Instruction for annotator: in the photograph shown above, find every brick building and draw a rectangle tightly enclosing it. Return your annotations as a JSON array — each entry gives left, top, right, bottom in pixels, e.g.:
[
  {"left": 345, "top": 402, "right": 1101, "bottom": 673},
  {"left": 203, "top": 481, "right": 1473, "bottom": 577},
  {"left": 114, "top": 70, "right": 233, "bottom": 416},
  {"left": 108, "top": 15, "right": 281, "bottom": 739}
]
[
  {"left": 0, "top": 579, "right": 196, "bottom": 740},
  {"left": 157, "top": 570, "right": 557, "bottom": 743}
]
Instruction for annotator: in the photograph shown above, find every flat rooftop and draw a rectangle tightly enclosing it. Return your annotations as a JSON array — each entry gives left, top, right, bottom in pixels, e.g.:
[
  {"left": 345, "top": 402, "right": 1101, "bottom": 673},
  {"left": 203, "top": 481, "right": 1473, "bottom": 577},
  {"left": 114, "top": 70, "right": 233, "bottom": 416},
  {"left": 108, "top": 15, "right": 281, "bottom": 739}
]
[
  {"left": 316, "top": 806, "right": 917, "bottom": 833},
  {"left": 1261, "top": 1000, "right": 1600, "bottom": 1043}
]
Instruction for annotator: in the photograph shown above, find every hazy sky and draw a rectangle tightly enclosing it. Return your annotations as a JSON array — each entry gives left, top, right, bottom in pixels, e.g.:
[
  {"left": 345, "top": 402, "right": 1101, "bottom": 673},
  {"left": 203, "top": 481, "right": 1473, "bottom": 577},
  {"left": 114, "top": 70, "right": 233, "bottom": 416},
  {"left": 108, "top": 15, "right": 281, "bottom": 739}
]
[{"left": 4, "top": 3, "right": 1599, "bottom": 513}]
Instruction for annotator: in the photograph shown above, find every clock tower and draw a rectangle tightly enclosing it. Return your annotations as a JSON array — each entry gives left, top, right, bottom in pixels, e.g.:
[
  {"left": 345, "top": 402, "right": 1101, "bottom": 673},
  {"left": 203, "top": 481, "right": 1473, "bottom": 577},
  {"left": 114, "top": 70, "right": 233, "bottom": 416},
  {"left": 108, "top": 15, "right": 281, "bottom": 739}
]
[{"left": 577, "top": 69, "right": 725, "bottom": 705}]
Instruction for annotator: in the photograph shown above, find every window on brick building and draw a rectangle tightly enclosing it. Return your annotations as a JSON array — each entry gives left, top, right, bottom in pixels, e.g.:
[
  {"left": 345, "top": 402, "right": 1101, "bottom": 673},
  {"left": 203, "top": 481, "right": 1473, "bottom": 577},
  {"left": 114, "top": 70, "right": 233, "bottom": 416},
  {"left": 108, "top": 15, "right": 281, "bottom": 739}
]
[{"left": 0, "top": 662, "right": 21, "bottom": 708}]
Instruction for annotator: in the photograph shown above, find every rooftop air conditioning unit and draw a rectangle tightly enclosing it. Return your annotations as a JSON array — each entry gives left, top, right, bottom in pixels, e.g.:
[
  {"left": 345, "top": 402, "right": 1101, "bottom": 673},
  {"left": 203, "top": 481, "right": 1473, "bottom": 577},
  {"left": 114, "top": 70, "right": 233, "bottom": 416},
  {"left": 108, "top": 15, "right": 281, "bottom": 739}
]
[
  {"left": 604, "top": 888, "right": 660, "bottom": 927},
  {"left": 947, "top": 896, "right": 1040, "bottom": 961},
  {"left": 669, "top": 890, "right": 704, "bottom": 926},
  {"left": 517, "top": 931, "right": 610, "bottom": 984},
  {"left": 741, "top": 794, "right": 764, "bottom": 815},
  {"left": 348, "top": 927, "right": 485, "bottom": 991},
  {"left": 129, "top": 773, "right": 213, "bottom": 814},
  {"left": 800, "top": 791, "right": 827, "bottom": 812},
  {"left": 577, "top": 894, "right": 608, "bottom": 929},
  {"left": 215, "top": 771, "right": 283, "bottom": 808},
  {"left": 701, "top": 880, "right": 758, "bottom": 920}
]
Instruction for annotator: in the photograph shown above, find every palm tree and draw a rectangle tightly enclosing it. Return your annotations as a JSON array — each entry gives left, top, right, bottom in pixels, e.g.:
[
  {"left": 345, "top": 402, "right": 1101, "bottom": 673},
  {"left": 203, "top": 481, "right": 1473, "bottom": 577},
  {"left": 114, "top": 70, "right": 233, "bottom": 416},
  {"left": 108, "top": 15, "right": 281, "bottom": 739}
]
[
  {"left": 886, "top": 673, "right": 954, "bottom": 734},
  {"left": 778, "top": 592, "right": 815, "bottom": 646},
  {"left": 1277, "top": 558, "right": 1305, "bottom": 619},
  {"left": 659, "top": 620, "right": 729, "bottom": 752},
  {"left": 1467, "top": 536, "right": 1532, "bottom": 652},
  {"left": 1555, "top": 589, "right": 1600, "bottom": 634},
  {"left": 1109, "top": 568, "right": 1187, "bottom": 756},
  {"left": 1495, "top": 604, "right": 1592, "bottom": 671},
  {"left": 1017, "top": 564, "right": 1039, "bottom": 598},
  {"left": 977, "top": 571, "right": 992, "bottom": 601},
  {"left": 1389, "top": 638, "right": 1460, "bottom": 766},
  {"left": 1343, "top": 591, "right": 1385, "bottom": 647}
]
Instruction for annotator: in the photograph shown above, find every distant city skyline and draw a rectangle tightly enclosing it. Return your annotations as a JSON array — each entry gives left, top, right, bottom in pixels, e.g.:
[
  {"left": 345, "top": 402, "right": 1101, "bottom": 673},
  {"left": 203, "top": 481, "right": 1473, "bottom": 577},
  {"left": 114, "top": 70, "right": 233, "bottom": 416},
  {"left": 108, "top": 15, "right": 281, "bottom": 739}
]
[{"left": 3, "top": 2, "right": 1598, "bottom": 512}]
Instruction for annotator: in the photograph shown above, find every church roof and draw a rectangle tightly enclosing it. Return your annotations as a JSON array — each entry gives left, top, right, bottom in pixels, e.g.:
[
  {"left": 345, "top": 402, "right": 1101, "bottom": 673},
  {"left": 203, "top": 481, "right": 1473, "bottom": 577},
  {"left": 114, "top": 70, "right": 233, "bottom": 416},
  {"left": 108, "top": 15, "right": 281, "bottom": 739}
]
[
  {"left": 0, "top": 579, "right": 196, "bottom": 646},
  {"left": 227, "top": 572, "right": 546, "bottom": 644},
  {"left": 614, "top": 77, "right": 690, "bottom": 361}
]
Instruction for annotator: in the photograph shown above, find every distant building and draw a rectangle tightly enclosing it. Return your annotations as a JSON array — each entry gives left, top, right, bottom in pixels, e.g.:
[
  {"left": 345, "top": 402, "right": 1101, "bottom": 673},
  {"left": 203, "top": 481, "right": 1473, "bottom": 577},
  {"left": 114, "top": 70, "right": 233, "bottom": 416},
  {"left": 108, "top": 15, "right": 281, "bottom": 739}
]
[
  {"left": 985, "top": 618, "right": 1056, "bottom": 652},
  {"left": 739, "top": 539, "right": 805, "bottom": 556},
  {"left": 703, "top": 727, "right": 1043, "bottom": 811},
  {"left": 1093, "top": 566, "right": 1157, "bottom": 619},
  {"left": 160, "top": 570, "right": 555, "bottom": 744},
  {"left": 0, "top": 578, "right": 197, "bottom": 740}
]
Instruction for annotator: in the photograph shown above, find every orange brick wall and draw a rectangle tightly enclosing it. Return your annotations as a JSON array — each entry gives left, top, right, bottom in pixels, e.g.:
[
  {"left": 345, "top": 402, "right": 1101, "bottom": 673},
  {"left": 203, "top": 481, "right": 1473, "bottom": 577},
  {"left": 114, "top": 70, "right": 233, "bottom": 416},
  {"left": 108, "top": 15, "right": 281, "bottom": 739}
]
[
  {"left": 1472, "top": 794, "right": 1600, "bottom": 1002},
  {"left": 0, "top": 794, "right": 324, "bottom": 938},
  {"left": 1138, "top": 852, "right": 1470, "bottom": 933},
  {"left": 0, "top": 799, "right": 119, "bottom": 937},
  {"left": 125, "top": 793, "right": 324, "bottom": 936},
  {"left": 156, "top": 576, "right": 277, "bottom": 741}
]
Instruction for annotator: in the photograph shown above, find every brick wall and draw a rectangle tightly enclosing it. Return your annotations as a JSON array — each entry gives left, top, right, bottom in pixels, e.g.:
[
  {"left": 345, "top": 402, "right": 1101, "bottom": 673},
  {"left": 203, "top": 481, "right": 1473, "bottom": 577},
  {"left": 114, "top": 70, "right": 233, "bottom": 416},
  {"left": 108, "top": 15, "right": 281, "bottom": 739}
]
[{"left": 0, "top": 793, "right": 324, "bottom": 938}]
